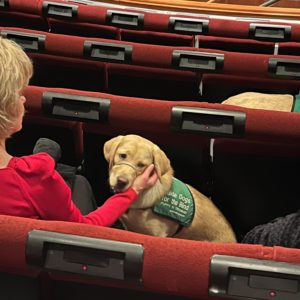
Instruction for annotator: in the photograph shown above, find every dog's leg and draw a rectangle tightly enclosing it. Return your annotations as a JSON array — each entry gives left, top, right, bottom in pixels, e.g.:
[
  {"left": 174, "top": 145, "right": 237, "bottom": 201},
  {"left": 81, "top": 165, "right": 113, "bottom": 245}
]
[
  {"left": 119, "top": 214, "right": 129, "bottom": 230},
  {"left": 120, "top": 209, "right": 179, "bottom": 237}
]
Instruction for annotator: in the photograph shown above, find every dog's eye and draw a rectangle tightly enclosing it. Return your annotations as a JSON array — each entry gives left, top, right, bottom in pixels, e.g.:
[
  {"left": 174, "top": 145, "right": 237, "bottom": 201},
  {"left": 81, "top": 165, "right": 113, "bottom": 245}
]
[
  {"left": 119, "top": 153, "right": 127, "bottom": 159},
  {"left": 137, "top": 162, "right": 145, "bottom": 168}
]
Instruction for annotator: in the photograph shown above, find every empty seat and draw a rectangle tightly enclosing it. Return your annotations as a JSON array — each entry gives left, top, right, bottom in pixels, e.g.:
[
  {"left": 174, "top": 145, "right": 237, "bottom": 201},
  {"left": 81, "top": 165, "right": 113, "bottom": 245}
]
[{"left": 200, "top": 73, "right": 300, "bottom": 102}]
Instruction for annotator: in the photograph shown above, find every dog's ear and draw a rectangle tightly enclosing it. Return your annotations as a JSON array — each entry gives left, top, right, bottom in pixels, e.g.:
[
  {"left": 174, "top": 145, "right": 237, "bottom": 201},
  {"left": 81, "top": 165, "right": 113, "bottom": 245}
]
[
  {"left": 103, "top": 135, "right": 124, "bottom": 169},
  {"left": 152, "top": 145, "right": 172, "bottom": 178}
]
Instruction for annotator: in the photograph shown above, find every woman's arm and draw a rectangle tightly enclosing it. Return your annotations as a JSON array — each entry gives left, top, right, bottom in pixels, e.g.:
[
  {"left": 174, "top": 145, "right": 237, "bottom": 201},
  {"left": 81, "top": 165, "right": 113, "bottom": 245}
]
[{"left": 20, "top": 153, "right": 157, "bottom": 226}]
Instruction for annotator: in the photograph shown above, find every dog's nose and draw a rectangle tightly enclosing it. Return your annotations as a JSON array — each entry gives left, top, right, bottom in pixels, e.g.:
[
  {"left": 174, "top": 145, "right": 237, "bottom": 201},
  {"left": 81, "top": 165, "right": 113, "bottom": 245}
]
[{"left": 116, "top": 176, "right": 129, "bottom": 191}]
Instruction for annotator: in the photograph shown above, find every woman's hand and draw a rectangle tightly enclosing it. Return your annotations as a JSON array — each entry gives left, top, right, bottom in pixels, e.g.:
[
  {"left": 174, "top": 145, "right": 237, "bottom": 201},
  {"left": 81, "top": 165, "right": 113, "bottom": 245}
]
[{"left": 132, "top": 164, "right": 158, "bottom": 194}]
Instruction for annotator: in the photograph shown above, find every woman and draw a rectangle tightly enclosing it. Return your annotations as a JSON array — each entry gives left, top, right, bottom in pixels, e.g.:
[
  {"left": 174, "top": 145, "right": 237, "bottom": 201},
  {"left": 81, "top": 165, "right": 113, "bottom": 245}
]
[{"left": 0, "top": 37, "right": 158, "bottom": 226}]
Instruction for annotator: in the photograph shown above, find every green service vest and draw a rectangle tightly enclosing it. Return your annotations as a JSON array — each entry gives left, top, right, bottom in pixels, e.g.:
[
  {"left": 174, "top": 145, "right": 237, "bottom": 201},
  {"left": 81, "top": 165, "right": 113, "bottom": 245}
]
[{"left": 153, "top": 178, "right": 195, "bottom": 226}]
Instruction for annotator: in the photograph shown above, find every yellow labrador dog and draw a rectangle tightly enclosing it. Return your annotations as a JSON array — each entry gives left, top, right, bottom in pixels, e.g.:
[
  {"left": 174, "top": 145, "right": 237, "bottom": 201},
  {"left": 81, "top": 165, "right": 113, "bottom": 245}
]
[
  {"left": 222, "top": 92, "right": 297, "bottom": 112},
  {"left": 104, "top": 134, "right": 236, "bottom": 243}
]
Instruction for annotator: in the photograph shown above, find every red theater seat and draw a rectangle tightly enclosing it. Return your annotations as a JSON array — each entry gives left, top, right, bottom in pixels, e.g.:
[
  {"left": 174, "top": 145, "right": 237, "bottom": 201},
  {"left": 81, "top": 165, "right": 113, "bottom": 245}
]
[
  {"left": 119, "top": 28, "right": 194, "bottom": 46},
  {"left": 0, "top": 27, "right": 176, "bottom": 70},
  {"left": 0, "top": 0, "right": 48, "bottom": 31},
  {"left": 212, "top": 138, "right": 300, "bottom": 241},
  {"left": 197, "top": 35, "right": 275, "bottom": 54},
  {"left": 106, "top": 63, "right": 201, "bottom": 101},
  {"left": 42, "top": 1, "right": 194, "bottom": 46},
  {"left": 200, "top": 73, "right": 300, "bottom": 102},
  {"left": 29, "top": 54, "right": 107, "bottom": 92},
  {"left": 6, "top": 86, "right": 84, "bottom": 165},
  {"left": 0, "top": 27, "right": 100, "bottom": 58},
  {"left": 48, "top": 19, "right": 119, "bottom": 39},
  {"left": 42, "top": 0, "right": 105, "bottom": 23},
  {"left": 42, "top": 0, "right": 118, "bottom": 39},
  {"left": 278, "top": 41, "right": 300, "bottom": 56},
  {"left": 206, "top": 18, "right": 300, "bottom": 42},
  {"left": 1, "top": 209, "right": 300, "bottom": 299},
  {"left": 40, "top": 1, "right": 180, "bottom": 37}
]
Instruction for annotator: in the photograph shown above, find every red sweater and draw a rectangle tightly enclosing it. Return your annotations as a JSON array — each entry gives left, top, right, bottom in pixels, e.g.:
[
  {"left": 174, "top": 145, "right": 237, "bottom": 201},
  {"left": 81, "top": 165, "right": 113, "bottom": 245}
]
[{"left": 0, "top": 153, "right": 137, "bottom": 226}]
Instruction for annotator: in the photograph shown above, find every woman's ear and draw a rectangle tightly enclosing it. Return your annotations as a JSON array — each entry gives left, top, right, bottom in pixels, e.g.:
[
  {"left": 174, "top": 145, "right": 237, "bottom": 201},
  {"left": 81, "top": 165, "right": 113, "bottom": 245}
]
[
  {"left": 103, "top": 135, "right": 124, "bottom": 169},
  {"left": 152, "top": 145, "right": 172, "bottom": 178}
]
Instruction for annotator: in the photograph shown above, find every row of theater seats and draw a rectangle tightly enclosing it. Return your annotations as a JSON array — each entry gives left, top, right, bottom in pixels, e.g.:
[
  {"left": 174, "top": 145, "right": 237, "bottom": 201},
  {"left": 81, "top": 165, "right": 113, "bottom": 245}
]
[
  {"left": 3, "top": 215, "right": 300, "bottom": 300},
  {"left": 1, "top": 26, "right": 300, "bottom": 103},
  {"left": 3, "top": 16, "right": 300, "bottom": 54},
  {"left": 2, "top": 0, "right": 300, "bottom": 42},
  {"left": 2, "top": 1, "right": 300, "bottom": 299},
  {"left": 2, "top": 26, "right": 300, "bottom": 79}
]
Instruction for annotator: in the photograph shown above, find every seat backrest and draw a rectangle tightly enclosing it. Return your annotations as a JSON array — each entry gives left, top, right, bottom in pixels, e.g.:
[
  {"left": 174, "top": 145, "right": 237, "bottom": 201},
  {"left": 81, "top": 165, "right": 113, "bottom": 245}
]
[
  {"left": 278, "top": 41, "right": 300, "bottom": 56},
  {"left": 212, "top": 138, "right": 300, "bottom": 241},
  {"left": 106, "top": 63, "right": 201, "bottom": 101},
  {"left": 39, "top": 1, "right": 300, "bottom": 42},
  {"left": 2, "top": 214, "right": 300, "bottom": 300},
  {"left": 6, "top": 86, "right": 84, "bottom": 165},
  {"left": 200, "top": 73, "right": 300, "bottom": 103},
  {"left": 197, "top": 35, "right": 275, "bottom": 54},
  {"left": 0, "top": 0, "right": 48, "bottom": 31},
  {"left": 29, "top": 54, "right": 107, "bottom": 93},
  {"left": 119, "top": 28, "right": 194, "bottom": 46}
]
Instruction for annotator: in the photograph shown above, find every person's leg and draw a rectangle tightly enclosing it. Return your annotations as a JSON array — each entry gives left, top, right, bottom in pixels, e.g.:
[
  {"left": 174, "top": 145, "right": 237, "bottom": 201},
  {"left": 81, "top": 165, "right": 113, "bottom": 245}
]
[
  {"left": 71, "top": 175, "right": 98, "bottom": 215},
  {"left": 55, "top": 163, "right": 77, "bottom": 189}
]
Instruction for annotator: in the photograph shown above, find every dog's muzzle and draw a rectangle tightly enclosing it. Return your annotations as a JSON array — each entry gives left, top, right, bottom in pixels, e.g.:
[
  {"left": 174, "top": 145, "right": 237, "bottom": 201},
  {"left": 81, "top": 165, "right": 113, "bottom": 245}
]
[{"left": 110, "top": 162, "right": 138, "bottom": 193}]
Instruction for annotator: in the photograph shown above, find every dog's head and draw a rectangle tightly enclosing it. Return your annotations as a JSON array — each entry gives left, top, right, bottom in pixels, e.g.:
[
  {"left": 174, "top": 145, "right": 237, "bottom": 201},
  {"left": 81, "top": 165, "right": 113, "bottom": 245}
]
[{"left": 104, "top": 134, "right": 172, "bottom": 193}]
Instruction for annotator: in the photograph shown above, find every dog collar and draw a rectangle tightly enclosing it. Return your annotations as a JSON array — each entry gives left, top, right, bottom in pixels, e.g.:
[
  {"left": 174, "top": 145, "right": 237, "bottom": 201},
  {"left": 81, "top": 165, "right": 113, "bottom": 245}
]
[
  {"left": 292, "top": 94, "right": 300, "bottom": 112},
  {"left": 113, "top": 162, "right": 138, "bottom": 175},
  {"left": 153, "top": 177, "right": 195, "bottom": 227}
]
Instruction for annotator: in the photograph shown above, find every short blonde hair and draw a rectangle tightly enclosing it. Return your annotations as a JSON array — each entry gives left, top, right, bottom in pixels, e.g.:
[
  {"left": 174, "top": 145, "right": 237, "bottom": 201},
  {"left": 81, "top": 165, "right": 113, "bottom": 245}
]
[{"left": 0, "top": 37, "right": 33, "bottom": 139}]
